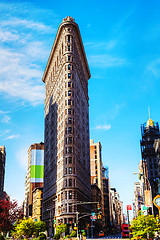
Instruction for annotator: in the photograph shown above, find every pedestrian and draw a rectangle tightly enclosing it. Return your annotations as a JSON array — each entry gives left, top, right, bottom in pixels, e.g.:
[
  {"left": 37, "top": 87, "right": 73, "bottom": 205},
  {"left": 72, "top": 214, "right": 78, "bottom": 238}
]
[{"left": 80, "top": 233, "right": 82, "bottom": 240}]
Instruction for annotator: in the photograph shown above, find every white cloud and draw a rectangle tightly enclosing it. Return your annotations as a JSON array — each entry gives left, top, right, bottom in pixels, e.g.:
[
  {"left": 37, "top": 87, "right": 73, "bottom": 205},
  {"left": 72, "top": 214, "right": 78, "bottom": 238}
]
[
  {"left": 147, "top": 59, "right": 160, "bottom": 78},
  {"left": 0, "top": 2, "right": 56, "bottom": 105},
  {"left": 0, "top": 29, "right": 20, "bottom": 42},
  {"left": 95, "top": 124, "right": 111, "bottom": 131},
  {"left": 0, "top": 129, "right": 10, "bottom": 136},
  {"left": 16, "top": 147, "right": 28, "bottom": 170},
  {"left": 0, "top": 47, "right": 45, "bottom": 105},
  {"left": 5, "top": 134, "right": 20, "bottom": 140},
  {"left": 1, "top": 18, "right": 54, "bottom": 33},
  {"left": 0, "top": 111, "right": 11, "bottom": 123},
  {"left": 1, "top": 115, "right": 10, "bottom": 123},
  {"left": 88, "top": 54, "right": 125, "bottom": 68},
  {"left": 85, "top": 40, "right": 117, "bottom": 50}
]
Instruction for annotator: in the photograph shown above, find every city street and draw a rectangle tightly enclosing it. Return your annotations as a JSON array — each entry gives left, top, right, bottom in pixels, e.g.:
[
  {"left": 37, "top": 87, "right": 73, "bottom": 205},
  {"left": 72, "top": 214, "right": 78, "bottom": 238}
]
[{"left": 88, "top": 233, "right": 123, "bottom": 239}]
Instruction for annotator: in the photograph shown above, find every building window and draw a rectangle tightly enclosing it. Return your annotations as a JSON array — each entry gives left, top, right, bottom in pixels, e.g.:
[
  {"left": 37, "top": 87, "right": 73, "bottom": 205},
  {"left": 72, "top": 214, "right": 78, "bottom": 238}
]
[
  {"left": 68, "top": 118, "right": 72, "bottom": 124},
  {"left": 66, "top": 158, "right": 67, "bottom": 164},
  {"left": 68, "top": 90, "right": 71, "bottom": 96},
  {"left": 69, "top": 179, "right": 72, "bottom": 186},
  {"left": 95, "top": 146, "right": 97, "bottom": 149},
  {"left": 68, "top": 56, "right": 71, "bottom": 61},
  {"left": 68, "top": 99, "right": 71, "bottom": 105},
  {"left": 69, "top": 191, "right": 72, "bottom": 199},
  {"left": 95, "top": 170, "right": 97, "bottom": 175},
  {"left": 66, "top": 168, "right": 67, "bottom": 174},
  {"left": 68, "top": 147, "right": 72, "bottom": 153},
  {"left": 69, "top": 205, "right": 72, "bottom": 212},
  {"left": 61, "top": 192, "right": 63, "bottom": 200},
  {"left": 69, "top": 157, "right": 72, "bottom": 163},
  {"left": 68, "top": 35, "right": 70, "bottom": 42},
  {"left": 68, "top": 137, "right": 72, "bottom": 144},
  {"left": 68, "top": 73, "right": 71, "bottom": 78},
  {"left": 68, "top": 109, "right": 72, "bottom": 114},
  {"left": 68, "top": 127, "right": 72, "bottom": 133},
  {"left": 95, "top": 150, "right": 97, "bottom": 154},
  {"left": 68, "top": 64, "right": 71, "bottom": 70},
  {"left": 95, "top": 155, "right": 97, "bottom": 159},
  {"left": 95, "top": 165, "right": 97, "bottom": 169},
  {"left": 68, "top": 82, "right": 71, "bottom": 87},
  {"left": 69, "top": 167, "right": 72, "bottom": 174},
  {"left": 68, "top": 45, "right": 70, "bottom": 51},
  {"left": 66, "top": 179, "right": 67, "bottom": 186},
  {"left": 65, "top": 191, "right": 67, "bottom": 199}
]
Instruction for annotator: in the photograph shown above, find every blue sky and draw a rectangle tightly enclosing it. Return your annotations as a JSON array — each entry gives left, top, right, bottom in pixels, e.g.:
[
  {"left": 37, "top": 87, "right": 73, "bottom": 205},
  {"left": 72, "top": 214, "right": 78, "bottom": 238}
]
[{"left": 1, "top": 0, "right": 160, "bottom": 216}]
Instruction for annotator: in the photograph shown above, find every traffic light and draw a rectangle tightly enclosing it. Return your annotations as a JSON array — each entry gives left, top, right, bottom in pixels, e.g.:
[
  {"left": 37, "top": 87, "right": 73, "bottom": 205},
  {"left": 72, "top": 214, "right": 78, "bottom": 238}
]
[{"left": 97, "top": 203, "right": 101, "bottom": 210}]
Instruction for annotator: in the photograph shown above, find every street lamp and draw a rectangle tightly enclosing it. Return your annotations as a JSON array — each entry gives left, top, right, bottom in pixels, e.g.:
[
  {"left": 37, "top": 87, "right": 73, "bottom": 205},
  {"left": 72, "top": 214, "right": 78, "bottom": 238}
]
[{"left": 133, "top": 172, "right": 154, "bottom": 215}]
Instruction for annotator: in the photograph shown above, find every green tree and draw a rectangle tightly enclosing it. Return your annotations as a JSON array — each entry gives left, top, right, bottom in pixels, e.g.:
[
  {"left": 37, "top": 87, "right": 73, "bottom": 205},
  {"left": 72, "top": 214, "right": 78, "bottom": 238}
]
[
  {"left": 35, "top": 221, "right": 46, "bottom": 236},
  {"left": 131, "top": 211, "right": 160, "bottom": 239},
  {"left": 56, "top": 223, "right": 67, "bottom": 238},
  {"left": 13, "top": 218, "right": 36, "bottom": 238}
]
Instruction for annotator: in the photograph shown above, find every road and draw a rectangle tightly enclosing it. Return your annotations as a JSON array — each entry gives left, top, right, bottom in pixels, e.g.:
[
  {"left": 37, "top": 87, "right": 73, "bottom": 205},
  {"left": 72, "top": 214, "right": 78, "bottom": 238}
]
[{"left": 87, "top": 233, "right": 126, "bottom": 239}]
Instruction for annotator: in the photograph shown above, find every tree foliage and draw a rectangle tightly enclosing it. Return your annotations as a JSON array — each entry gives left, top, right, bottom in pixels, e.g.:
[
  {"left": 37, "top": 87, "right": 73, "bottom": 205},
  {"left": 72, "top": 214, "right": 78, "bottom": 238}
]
[
  {"left": 56, "top": 223, "right": 67, "bottom": 237},
  {"left": 56, "top": 223, "right": 67, "bottom": 234},
  {"left": 131, "top": 211, "right": 160, "bottom": 239},
  {"left": 11, "top": 219, "right": 46, "bottom": 238},
  {"left": 0, "top": 197, "right": 23, "bottom": 234}
]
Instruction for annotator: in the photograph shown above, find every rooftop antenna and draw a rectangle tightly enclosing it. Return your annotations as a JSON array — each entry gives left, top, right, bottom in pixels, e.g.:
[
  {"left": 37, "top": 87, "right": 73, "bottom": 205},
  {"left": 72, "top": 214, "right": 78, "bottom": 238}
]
[{"left": 148, "top": 106, "right": 150, "bottom": 119}]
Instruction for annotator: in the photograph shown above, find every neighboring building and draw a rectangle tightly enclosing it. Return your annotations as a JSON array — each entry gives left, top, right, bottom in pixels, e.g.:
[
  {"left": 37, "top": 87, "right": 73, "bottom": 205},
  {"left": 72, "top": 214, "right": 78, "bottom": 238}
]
[
  {"left": 91, "top": 184, "right": 102, "bottom": 236},
  {"left": 0, "top": 146, "right": 6, "bottom": 199},
  {"left": 90, "top": 139, "right": 103, "bottom": 189},
  {"left": 32, "top": 187, "right": 43, "bottom": 221},
  {"left": 110, "top": 188, "right": 123, "bottom": 231},
  {"left": 24, "top": 142, "right": 44, "bottom": 218},
  {"left": 90, "top": 140, "right": 105, "bottom": 226},
  {"left": 102, "top": 167, "right": 111, "bottom": 232},
  {"left": 134, "top": 182, "right": 141, "bottom": 217},
  {"left": 154, "top": 139, "right": 160, "bottom": 193},
  {"left": 42, "top": 17, "right": 91, "bottom": 236},
  {"left": 140, "top": 117, "right": 160, "bottom": 215}
]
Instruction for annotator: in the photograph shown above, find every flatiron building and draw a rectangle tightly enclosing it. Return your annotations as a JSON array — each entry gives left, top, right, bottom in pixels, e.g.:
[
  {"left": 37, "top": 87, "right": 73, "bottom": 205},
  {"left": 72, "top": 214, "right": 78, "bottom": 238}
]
[{"left": 42, "top": 17, "right": 91, "bottom": 235}]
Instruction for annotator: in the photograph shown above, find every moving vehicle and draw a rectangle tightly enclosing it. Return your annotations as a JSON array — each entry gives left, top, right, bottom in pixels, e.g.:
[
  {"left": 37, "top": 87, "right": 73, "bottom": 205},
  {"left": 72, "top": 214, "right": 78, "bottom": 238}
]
[
  {"left": 121, "top": 224, "right": 130, "bottom": 238},
  {"left": 99, "top": 230, "right": 104, "bottom": 237}
]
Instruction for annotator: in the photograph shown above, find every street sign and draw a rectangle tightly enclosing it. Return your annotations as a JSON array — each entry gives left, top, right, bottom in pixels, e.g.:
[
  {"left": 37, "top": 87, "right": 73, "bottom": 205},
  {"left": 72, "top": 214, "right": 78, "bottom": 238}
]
[
  {"left": 153, "top": 195, "right": 160, "bottom": 210},
  {"left": 142, "top": 205, "right": 148, "bottom": 210},
  {"left": 127, "top": 205, "right": 132, "bottom": 210}
]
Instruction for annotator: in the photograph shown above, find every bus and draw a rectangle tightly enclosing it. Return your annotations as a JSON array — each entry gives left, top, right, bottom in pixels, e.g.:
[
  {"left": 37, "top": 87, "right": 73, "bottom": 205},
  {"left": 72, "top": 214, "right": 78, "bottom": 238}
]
[{"left": 121, "top": 224, "right": 130, "bottom": 238}]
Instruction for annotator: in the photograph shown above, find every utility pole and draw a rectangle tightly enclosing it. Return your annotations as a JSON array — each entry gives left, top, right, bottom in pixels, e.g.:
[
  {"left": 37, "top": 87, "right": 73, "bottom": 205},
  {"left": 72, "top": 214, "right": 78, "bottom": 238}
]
[{"left": 76, "top": 212, "right": 79, "bottom": 239}]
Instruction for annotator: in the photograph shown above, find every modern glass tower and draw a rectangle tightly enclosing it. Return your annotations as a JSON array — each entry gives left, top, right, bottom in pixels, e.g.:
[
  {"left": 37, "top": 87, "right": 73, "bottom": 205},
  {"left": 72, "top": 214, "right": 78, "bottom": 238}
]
[{"left": 42, "top": 17, "right": 91, "bottom": 236}]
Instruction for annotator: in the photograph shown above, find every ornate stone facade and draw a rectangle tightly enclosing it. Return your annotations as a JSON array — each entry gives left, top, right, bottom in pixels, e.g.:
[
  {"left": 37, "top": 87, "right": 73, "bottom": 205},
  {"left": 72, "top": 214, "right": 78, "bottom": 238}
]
[{"left": 42, "top": 17, "right": 91, "bottom": 235}]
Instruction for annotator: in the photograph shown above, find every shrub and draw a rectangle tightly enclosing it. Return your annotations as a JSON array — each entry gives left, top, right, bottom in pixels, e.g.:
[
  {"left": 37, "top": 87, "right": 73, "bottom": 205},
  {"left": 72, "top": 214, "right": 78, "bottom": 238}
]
[
  {"left": 70, "top": 230, "right": 76, "bottom": 237},
  {"left": 82, "top": 231, "right": 86, "bottom": 236},
  {"left": 54, "top": 233, "right": 60, "bottom": 240},
  {"left": 38, "top": 233, "right": 47, "bottom": 240}
]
